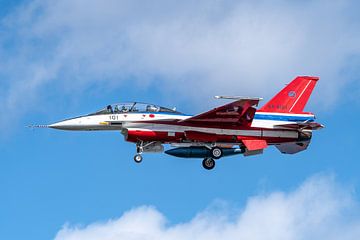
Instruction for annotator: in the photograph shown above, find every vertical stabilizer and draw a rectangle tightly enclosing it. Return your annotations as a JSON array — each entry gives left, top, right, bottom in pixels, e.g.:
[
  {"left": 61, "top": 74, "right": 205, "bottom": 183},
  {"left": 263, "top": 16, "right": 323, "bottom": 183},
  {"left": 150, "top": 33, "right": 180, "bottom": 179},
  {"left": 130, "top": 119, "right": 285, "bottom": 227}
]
[{"left": 259, "top": 76, "right": 319, "bottom": 113}]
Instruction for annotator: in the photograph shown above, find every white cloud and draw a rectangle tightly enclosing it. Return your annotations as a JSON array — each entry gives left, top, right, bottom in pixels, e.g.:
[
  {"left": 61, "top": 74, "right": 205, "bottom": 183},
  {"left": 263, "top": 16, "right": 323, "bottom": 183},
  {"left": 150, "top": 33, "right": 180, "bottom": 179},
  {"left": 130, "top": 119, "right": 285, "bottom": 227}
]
[
  {"left": 1, "top": 0, "right": 360, "bottom": 130},
  {"left": 54, "top": 175, "right": 360, "bottom": 240}
]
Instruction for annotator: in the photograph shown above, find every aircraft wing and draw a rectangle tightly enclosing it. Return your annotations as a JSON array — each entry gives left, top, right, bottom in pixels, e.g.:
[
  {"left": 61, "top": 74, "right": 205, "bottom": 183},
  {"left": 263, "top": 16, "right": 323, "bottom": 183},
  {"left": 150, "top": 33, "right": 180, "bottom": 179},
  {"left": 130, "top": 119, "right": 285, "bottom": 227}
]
[{"left": 180, "top": 98, "right": 261, "bottom": 127}]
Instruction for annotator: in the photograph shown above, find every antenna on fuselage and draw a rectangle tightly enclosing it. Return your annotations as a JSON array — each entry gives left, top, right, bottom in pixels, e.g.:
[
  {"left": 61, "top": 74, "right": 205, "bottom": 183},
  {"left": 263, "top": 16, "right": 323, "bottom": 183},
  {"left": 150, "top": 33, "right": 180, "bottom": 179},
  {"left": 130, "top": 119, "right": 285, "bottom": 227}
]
[{"left": 214, "top": 96, "right": 263, "bottom": 101}]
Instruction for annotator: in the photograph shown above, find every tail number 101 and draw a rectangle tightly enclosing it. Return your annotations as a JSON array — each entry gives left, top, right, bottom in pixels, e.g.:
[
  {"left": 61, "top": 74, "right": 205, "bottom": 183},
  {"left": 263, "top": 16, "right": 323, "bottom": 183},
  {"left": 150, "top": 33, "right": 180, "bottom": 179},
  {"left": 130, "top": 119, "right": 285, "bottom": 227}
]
[{"left": 109, "top": 115, "right": 119, "bottom": 120}]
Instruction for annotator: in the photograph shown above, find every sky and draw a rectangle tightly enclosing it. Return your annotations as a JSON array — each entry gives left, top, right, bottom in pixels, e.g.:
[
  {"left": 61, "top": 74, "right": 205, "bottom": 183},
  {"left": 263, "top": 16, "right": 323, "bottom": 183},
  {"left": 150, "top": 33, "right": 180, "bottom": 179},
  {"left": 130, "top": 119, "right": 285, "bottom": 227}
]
[{"left": 0, "top": 0, "right": 360, "bottom": 239}]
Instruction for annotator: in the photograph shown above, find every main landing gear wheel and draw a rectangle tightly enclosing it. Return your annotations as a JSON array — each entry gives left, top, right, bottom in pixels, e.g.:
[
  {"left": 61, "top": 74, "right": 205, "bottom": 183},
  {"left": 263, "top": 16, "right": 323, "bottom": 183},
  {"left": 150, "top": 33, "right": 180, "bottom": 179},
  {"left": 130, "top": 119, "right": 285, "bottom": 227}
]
[
  {"left": 211, "top": 147, "right": 223, "bottom": 159},
  {"left": 202, "top": 157, "right": 215, "bottom": 170},
  {"left": 134, "top": 154, "right": 143, "bottom": 163}
]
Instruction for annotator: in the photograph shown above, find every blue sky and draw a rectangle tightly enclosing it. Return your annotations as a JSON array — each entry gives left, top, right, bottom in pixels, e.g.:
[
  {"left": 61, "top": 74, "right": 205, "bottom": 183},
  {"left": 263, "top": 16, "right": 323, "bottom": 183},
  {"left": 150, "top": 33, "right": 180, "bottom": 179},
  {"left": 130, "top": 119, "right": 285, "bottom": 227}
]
[{"left": 1, "top": 0, "right": 360, "bottom": 239}]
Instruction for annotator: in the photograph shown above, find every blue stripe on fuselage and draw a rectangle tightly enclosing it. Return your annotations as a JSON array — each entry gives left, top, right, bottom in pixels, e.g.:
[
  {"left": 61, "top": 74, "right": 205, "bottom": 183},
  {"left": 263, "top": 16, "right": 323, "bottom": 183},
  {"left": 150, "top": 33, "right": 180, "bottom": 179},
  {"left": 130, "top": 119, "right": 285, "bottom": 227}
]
[
  {"left": 146, "top": 112, "right": 314, "bottom": 121},
  {"left": 254, "top": 113, "right": 314, "bottom": 122}
]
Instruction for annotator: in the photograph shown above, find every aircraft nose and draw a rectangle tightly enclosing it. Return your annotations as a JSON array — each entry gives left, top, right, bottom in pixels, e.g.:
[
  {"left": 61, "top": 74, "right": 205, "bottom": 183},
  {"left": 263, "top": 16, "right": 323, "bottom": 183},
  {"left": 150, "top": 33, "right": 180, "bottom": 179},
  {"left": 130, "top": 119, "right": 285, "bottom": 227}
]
[{"left": 48, "top": 118, "right": 81, "bottom": 130}]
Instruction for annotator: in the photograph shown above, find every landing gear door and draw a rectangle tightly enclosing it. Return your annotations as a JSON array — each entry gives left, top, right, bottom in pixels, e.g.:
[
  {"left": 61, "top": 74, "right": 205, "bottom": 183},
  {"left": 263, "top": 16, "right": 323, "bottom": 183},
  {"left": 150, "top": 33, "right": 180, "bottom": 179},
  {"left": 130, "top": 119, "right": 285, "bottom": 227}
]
[{"left": 142, "top": 142, "right": 164, "bottom": 153}]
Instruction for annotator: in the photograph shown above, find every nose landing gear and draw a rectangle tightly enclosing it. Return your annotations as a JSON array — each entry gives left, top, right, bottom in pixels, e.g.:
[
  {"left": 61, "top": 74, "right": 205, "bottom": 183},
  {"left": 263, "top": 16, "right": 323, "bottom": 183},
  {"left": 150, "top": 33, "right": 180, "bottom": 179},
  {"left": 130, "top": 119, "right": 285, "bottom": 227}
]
[
  {"left": 134, "top": 142, "right": 144, "bottom": 163},
  {"left": 134, "top": 154, "right": 143, "bottom": 163}
]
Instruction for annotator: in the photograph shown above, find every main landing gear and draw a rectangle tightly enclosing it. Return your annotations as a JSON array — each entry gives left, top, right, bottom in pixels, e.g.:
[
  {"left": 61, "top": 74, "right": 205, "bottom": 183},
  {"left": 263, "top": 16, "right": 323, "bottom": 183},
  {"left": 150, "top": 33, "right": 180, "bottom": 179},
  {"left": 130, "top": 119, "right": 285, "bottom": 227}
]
[
  {"left": 201, "top": 147, "right": 222, "bottom": 170},
  {"left": 210, "top": 147, "right": 223, "bottom": 159},
  {"left": 133, "top": 143, "right": 227, "bottom": 170},
  {"left": 202, "top": 157, "right": 215, "bottom": 170}
]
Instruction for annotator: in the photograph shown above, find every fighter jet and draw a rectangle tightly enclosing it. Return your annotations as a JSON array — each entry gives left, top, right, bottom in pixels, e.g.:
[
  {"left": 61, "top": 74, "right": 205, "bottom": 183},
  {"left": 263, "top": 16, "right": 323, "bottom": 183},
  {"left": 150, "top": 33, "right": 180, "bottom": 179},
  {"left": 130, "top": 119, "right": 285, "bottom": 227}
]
[{"left": 36, "top": 76, "right": 324, "bottom": 170}]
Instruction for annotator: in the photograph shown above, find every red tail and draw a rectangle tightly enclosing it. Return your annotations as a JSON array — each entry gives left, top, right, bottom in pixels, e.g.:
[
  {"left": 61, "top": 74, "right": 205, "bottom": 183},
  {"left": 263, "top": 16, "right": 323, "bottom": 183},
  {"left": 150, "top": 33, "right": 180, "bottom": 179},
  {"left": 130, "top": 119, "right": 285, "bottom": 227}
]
[{"left": 259, "top": 76, "right": 319, "bottom": 113}]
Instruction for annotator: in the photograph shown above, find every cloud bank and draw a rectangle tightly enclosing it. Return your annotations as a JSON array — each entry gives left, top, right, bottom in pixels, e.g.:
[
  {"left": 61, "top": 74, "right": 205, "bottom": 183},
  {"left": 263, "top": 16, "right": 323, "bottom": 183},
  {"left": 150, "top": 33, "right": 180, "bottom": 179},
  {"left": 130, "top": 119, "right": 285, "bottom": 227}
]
[
  {"left": 54, "top": 175, "right": 360, "bottom": 240},
  {"left": 1, "top": 0, "right": 360, "bottom": 129}
]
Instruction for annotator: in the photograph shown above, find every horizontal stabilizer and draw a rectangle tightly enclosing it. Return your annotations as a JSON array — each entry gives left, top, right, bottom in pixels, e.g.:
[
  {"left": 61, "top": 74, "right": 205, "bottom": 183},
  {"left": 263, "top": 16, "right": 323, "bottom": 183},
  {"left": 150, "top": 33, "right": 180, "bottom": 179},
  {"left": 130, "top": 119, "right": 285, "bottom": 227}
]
[{"left": 276, "top": 140, "right": 310, "bottom": 154}]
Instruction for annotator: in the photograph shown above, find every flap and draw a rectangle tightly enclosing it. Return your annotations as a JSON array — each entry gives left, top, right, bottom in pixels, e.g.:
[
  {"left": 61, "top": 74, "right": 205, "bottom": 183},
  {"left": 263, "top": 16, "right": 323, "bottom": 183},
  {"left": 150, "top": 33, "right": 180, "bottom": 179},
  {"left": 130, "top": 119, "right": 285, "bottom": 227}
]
[{"left": 242, "top": 139, "right": 268, "bottom": 151}]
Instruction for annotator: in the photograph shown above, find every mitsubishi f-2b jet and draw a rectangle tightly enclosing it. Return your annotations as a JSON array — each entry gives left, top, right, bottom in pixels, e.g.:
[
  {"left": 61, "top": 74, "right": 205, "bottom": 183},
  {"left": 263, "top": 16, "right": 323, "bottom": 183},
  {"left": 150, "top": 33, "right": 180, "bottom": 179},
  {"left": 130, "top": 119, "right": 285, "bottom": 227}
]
[{"left": 37, "top": 76, "right": 324, "bottom": 170}]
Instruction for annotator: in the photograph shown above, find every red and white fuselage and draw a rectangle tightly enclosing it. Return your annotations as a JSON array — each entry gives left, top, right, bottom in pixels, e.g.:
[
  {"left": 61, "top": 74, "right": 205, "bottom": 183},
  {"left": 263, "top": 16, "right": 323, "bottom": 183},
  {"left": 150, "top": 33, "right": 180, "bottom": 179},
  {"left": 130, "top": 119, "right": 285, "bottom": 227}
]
[{"left": 44, "top": 76, "right": 324, "bottom": 169}]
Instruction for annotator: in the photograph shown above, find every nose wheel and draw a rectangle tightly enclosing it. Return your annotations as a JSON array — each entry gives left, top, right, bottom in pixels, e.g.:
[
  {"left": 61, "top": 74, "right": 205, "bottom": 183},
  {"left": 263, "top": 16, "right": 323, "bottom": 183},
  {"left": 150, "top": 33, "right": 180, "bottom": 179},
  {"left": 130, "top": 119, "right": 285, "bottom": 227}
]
[
  {"left": 134, "top": 142, "right": 144, "bottom": 164},
  {"left": 202, "top": 157, "right": 215, "bottom": 170},
  {"left": 134, "top": 154, "right": 143, "bottom": 163}
]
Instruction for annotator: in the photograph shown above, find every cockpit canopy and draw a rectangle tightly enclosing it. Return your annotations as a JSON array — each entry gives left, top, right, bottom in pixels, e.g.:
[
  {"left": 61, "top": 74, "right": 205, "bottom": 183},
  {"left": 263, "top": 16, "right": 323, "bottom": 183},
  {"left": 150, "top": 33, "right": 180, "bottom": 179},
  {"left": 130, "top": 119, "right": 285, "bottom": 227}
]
[{"left": 89, "top": 102, "right": 182, "bottom": 115}]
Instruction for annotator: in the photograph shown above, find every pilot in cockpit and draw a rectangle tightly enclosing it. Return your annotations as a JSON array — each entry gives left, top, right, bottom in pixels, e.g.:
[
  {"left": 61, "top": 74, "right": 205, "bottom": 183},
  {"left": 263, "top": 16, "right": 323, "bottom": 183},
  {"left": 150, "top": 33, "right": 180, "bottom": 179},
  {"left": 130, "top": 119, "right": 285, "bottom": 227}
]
[
  {"left": 146, "top": 105, "right": 158, "bottom": 112},
  {"left": 107, "top": 105, "right": 113, "bottom": 113},
  {"left": 146, "top": 104, "right": 155, "bottom": 112},
  {"left": 114, "top": 105, "right": 120, "bottom": 113},
  {"left": 121, "top": 106, "right": 129, "bottom": 112}
]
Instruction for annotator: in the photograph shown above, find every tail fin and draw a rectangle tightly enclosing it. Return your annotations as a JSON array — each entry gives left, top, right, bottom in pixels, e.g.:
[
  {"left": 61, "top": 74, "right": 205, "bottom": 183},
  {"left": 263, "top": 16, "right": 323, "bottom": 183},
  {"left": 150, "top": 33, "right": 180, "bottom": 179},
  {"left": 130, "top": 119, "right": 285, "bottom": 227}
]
[{"left": 259, "top": 76, "right": 319, "bottom": 113}]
